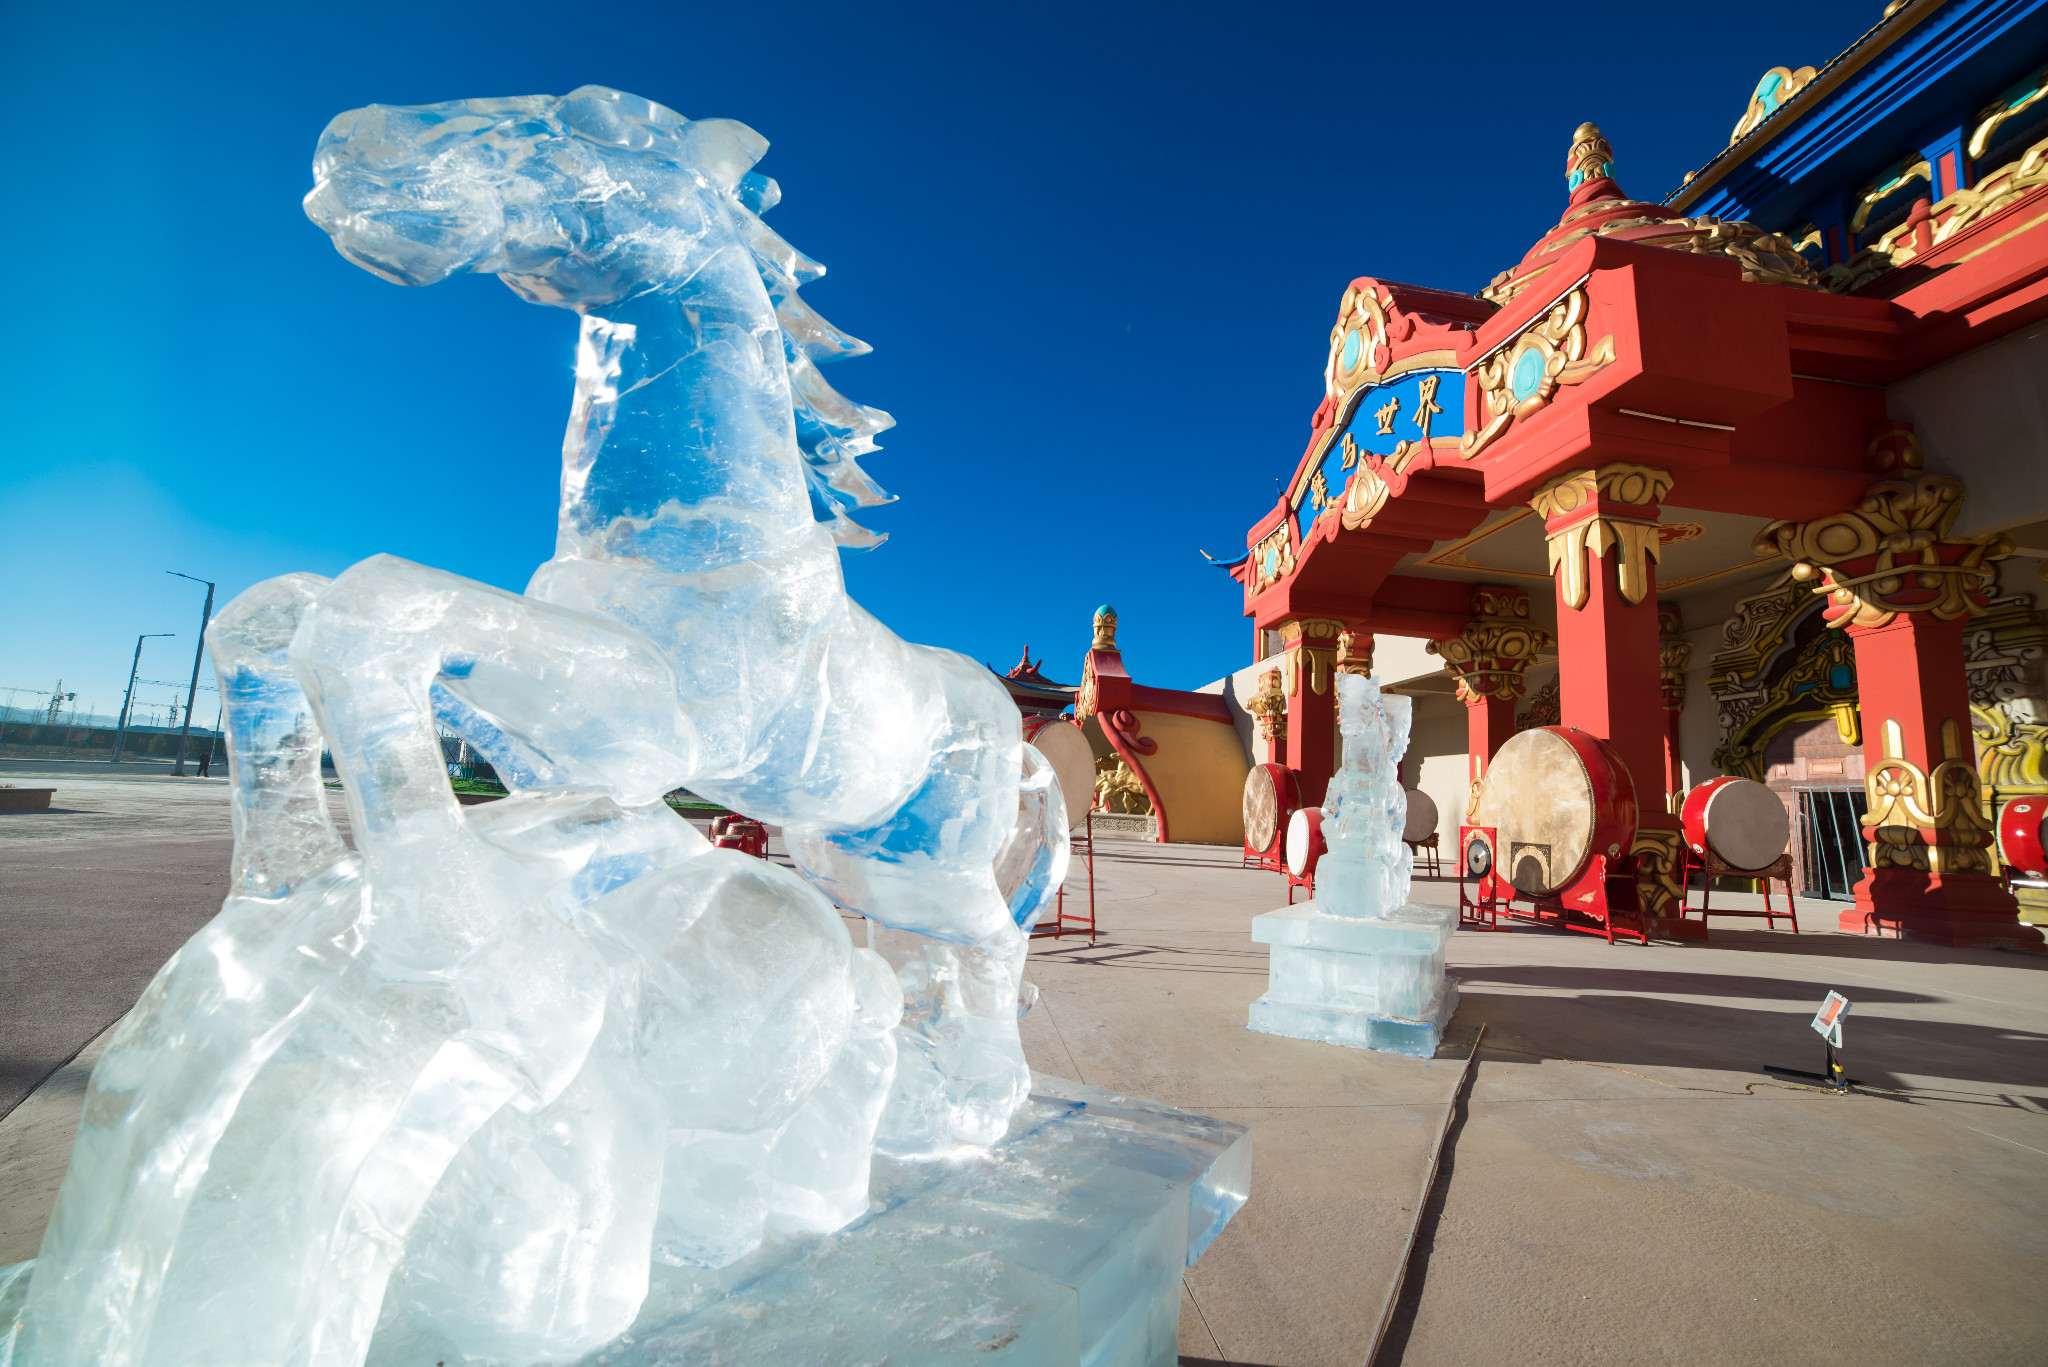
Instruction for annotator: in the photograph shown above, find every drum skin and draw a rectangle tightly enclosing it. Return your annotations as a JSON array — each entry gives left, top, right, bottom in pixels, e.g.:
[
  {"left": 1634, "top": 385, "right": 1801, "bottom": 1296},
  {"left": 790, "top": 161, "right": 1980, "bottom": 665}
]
[
  {"left": 1403, "top": 788, "right": 1439, "bottom": 843},
  {"left": 1244, "top": 762, "right": 1300, "bottom": 856},
  {"left": 1681, "top": 776, "right": 1790, "bottom": 871},
  {"left": 1999, "top": 796, "right": 2048, "bottom": 880},
  {"left": 1474, "top": 727, "right": 1637, "bottom": 897},
  {"left": 1021, "top": 715, "right": 1096, "bottom": 829},
  {"left": 1286, "top": 806, "right": 1326, "bottom": 878}
]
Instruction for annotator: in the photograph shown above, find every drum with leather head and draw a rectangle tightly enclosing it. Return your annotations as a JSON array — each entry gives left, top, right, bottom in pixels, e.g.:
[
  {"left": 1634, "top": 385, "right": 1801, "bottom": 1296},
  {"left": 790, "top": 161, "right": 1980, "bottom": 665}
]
[
  {"left": 1244, "top": 762, "right": 1300, "bottom": 864},
  {"left": 1286, "top": 805, "right": 1326, "bottom": 880},
  {"left": 1474, "top": 727, "right": 1638, "bottom": 898},
  {"left": 1999, "top": 796, "right": 2048, "bottom": 880},
  {"left": 1681, "top": 776, "right": 1790, "bottom": 872},
  {"left": 1021, "top": 715, "right": 1096, "bottom": 829},
  {"left": 1403, "top": 787, "right": 1439, "bottom": 843}
]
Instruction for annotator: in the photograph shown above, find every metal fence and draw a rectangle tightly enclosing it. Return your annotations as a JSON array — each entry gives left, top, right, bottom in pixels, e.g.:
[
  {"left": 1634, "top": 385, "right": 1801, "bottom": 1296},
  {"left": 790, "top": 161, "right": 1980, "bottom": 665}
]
[{"left": 1795, "top": 787, "right": 1869, "bottom": 901}]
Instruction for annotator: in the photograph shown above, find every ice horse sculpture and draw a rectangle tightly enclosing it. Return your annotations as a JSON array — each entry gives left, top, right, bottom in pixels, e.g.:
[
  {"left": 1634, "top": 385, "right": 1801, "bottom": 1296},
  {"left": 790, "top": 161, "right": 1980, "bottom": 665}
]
[
  {"left": 0, "top": 88, "right": 1247, "bottom": 1367},
  {"left": 1247, "top": 673, "right": 1459, "bottom": 1056}
]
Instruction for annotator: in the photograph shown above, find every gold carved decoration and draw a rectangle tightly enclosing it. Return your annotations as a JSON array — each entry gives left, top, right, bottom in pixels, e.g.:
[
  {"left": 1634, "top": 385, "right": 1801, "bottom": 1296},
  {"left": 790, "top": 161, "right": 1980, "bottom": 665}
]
[
  {"left": 1249, "top": 526, "right": 1295, "bottom": 595},
  {"left": 1754, "top": 430, "right": 2010, "bottom": 630},
  {"left": 1336, "top": 629, "right": 1374, "bottom": 677},
  {"left": 1973, "top": 702, "right": 2048, "bottom": 797},
  {"left": 1731, "top": 66, "right": 1818, "bottom": 145},
  {"left": 1461, "top": 288, "right": 1617, "bottom": 460},
  {"left": 1093, "top": 757, "right": 1154, "bottom": 816},
  {"left": 1280, "top": 618, "right": 1343, "bottom": 696},
  {"left": 1247, "top": 668, "right": 1288, "bottom": 747},
  {"left": 1971, "top": 62, "right": 2048, "bottom": 161},
  {"left": 1821, "top": 118, "right": 2048, "bottom": 294},
  {"left": 1862, "top": 717, "right": 1996, "bottom": 876},
  {"left": 1529, "top": 464, "right": 1674, "bottom": 610},
  {"left": 1631, "top": 827, "right": 1686, "bottom": 919},
  {"left": 1323, "top": 283, "right": 1392, "bottom": 423},
  {"left": 1091, "top": 604, "right": 1119, "bottom": 651},
  {"left": 1658, "top": 603, "right": 1691, "bottom": 712},
  {"left": 1427, "top": 586, "right": 1554, "bottom": 702},
  {"left": 1340, "top": 464, "right": 1391, "bottom": 532}
]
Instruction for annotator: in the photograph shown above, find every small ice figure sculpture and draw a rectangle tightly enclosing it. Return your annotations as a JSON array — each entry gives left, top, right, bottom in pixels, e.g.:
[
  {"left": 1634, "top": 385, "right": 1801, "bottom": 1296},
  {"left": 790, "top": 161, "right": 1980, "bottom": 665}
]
[
  {"left": 0, "top": 87, "right": 1075, "bottom": 1367},
  {"left": 1247, "top": 673, "right": 1458, "bottom": 1056}
]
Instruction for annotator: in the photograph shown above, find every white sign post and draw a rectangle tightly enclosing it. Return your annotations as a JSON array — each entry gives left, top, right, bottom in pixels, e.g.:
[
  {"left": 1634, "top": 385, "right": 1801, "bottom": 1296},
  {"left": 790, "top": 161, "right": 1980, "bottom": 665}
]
[{"left": 1810, "top": 991, "right": 1851, "bottom": 1087}]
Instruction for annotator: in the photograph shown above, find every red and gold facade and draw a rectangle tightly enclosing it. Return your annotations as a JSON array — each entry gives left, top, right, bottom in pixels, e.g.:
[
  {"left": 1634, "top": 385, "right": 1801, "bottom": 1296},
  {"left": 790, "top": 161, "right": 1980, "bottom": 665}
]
[{"left": 1227, "top": 20, "right": 2048, "bottom": 949}]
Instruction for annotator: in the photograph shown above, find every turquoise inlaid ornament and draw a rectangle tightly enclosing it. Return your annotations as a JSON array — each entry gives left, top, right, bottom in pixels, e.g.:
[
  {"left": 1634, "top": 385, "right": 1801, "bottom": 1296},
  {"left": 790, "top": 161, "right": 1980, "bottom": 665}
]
[
  {"left": 1340, "top": 328, "right": 1361, "bottom": 371},
  {"left": 1509, "top": 346, "right": 1546, "bottom": 402}
]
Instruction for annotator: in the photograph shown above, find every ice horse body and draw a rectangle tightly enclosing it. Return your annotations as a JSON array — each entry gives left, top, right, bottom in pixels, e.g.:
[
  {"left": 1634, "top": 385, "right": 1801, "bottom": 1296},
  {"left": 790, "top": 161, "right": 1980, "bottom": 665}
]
[{"left": 0, "top": 87, "right": 1062, "bottom": 1367}]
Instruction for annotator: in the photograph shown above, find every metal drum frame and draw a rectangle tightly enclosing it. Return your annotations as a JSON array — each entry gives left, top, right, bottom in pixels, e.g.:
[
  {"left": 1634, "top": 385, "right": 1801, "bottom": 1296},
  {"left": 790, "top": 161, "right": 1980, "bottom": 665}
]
[{"left": 1030, "top": 809, "right": 1097, "bottom": 944}]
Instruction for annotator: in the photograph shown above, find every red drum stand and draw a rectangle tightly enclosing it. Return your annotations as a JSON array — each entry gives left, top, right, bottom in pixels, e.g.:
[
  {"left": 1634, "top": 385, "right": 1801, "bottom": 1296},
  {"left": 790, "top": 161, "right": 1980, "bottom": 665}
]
[
  {"left": 1683, "top": 848, "right": 1799, "bottom": 931},
  {"left": 1032, "top": 811, "right": 1097, "bottom": 943}
]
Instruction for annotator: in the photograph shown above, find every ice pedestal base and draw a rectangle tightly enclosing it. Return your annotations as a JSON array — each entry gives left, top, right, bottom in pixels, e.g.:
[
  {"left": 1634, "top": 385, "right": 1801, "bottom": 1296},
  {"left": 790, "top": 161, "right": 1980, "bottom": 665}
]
[
  {"left": 358, "top": 1075, "right": 1248, "bottom": 1367},
  {"left": 1246, "top": 901, "right": 1459, "bottom": 1058}
]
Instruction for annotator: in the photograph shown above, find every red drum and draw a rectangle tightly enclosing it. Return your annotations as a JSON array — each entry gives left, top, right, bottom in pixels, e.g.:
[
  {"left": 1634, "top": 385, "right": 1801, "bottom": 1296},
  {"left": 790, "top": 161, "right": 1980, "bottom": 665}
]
[
  {"left": 1021, "top": 715, "right": 1096, "bottom": 829},
  {"left": 1286, "top": 806, "right": 1326, "bottom": 879},
  {"left": 1243, "top": 762, "right": 1300, "bottom": 861},
  {"left": 1682, "top": 776, "right": 1791, "bottom": 872},
  {"left": 1474, "top": 727, "right": 1638, "bottom": 898},
  {"left": 1999, "top": 796, "right": 2048, "bottom": 880}
]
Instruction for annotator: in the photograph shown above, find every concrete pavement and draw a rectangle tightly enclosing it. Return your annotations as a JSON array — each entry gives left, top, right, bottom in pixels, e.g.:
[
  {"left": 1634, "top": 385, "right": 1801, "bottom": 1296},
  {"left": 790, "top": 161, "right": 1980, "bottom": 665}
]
[{"left": 2, "top": 776, "right": 2044, "bottom": 1363}]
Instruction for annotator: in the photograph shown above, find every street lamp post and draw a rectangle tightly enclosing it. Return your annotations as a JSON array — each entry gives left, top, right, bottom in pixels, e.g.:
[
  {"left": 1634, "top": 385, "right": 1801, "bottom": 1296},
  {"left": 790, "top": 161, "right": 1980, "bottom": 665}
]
[
  {"left": 111, "top": 633, "right": 174, "bottom": 764},
  {"left": 167, "top": 572, "right": 217, "bottom": 777}
]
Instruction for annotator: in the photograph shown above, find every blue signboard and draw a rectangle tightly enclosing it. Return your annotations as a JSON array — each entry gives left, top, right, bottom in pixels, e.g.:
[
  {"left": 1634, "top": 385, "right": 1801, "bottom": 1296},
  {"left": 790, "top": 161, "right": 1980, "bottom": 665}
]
[{"left": 1293, "top": 368, "right": 1463, "bottom": 540}]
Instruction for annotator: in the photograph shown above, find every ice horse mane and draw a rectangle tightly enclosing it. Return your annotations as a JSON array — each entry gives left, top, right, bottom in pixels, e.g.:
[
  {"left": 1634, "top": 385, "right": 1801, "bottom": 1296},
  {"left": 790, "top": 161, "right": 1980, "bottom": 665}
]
[{"left": 306, "top": 84, "right": 893, "bottom": 551}]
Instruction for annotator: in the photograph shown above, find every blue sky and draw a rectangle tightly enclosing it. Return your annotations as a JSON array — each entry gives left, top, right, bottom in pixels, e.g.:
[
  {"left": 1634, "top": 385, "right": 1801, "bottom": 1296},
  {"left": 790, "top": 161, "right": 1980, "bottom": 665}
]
[{"left": 0, "top": 1, "right": 1879, "bottom": 720}]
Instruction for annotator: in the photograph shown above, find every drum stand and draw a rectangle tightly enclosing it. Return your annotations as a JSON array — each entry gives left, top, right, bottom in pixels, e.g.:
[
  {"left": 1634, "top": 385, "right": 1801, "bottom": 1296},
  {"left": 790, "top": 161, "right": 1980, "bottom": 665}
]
[
  {"left": 1032, "top": 811, "right": 1097, "bottom": 944},
  {"left": 1683, "top": 850, "right": 1799, "bottom": 932}
]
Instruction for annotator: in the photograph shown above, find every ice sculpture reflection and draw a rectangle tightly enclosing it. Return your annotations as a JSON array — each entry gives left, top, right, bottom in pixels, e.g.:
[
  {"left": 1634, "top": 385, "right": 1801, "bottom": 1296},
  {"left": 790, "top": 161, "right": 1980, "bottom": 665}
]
[
  {"left": 1247, "top": 672, "right": 1458, "bottom": 1056},
  {"left": 0, "top": 87, "right": 1068, "bottom": 1365}
]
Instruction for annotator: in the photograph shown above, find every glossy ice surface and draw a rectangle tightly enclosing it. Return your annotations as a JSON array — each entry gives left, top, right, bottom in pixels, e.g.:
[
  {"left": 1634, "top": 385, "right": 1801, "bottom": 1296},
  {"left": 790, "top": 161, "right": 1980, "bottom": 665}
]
[
  {"left": 0, "top": 87, "right": 1110, "bottom": 1366},
  {"left": 1248, "top": 673, "right": 1458, "bottom": 1057}
]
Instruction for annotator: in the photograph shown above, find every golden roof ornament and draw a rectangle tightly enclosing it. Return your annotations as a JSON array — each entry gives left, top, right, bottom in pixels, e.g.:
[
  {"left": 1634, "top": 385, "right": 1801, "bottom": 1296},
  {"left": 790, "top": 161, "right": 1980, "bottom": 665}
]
[
  {"left": 1091, "top": 604, "right": 1119, "bottom": 652},
  {"left": 1566, "top": 123, "right": 1616, "bottom": 192},
  {"left": 1481, "top": 122, "right": 1823, "bottom": 307}
]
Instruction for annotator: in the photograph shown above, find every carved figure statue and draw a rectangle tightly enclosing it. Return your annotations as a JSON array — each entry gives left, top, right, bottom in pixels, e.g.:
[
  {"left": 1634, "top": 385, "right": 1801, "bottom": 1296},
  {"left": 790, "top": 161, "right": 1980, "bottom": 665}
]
[{"left": 0, "top": 87, "right": 1066, "bottom": 1367}]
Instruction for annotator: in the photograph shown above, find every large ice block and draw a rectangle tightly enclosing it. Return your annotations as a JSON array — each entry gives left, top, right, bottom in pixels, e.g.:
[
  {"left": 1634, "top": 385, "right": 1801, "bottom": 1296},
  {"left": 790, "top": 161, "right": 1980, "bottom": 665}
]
[
  {"left": 353, "top": 1076, "right": 1248, "bottom": 1366},
  {"left": 1248, "top": 674, "right": 1459, "bottom": 1057}
]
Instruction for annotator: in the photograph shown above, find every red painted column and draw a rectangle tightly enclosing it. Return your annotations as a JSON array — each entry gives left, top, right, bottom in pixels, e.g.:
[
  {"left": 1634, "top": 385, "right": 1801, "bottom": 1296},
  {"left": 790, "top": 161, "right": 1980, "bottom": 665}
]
[
  {"left": 1752, "top": 421, "right": 2042, "bottom": 950},
  {"left": 1658, "top": 604, "right": 1692, "bottom": 814},
  {"left": 1279, "top": 617, "right": 1344, "bottom": 806},
  {"left": 1429, "top": 585, "right": 1550, "bottom": 825},
  {"left": 1531, "top": 466, "right": 1690, "bottom": 932},
  {"left": 1846, "top": 613, "right": 2041, "bottom": 947},
  {"left": 1550, "top": 543, "right": 1667, "bottom": 799}
]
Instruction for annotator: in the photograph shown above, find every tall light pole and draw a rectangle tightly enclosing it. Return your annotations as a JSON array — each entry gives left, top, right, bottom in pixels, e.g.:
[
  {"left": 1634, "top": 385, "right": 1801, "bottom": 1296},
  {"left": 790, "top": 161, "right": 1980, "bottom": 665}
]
[
  {"left": 167, "top": 572, "right": 217, "bottom": 776},
  {"left": 111, "top": 633, "right": 174, "bottom": 764}
]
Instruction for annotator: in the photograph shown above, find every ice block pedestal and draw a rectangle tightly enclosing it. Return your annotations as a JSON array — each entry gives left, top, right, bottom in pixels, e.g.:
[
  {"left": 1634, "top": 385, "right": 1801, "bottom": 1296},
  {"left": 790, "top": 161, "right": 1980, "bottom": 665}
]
[
  {"left": 361, "top": 1075, "right": 1249, "bottom": 1367},
  {"left": 1248, "top": 906, "right": 1458, "bottom": 1057}
]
